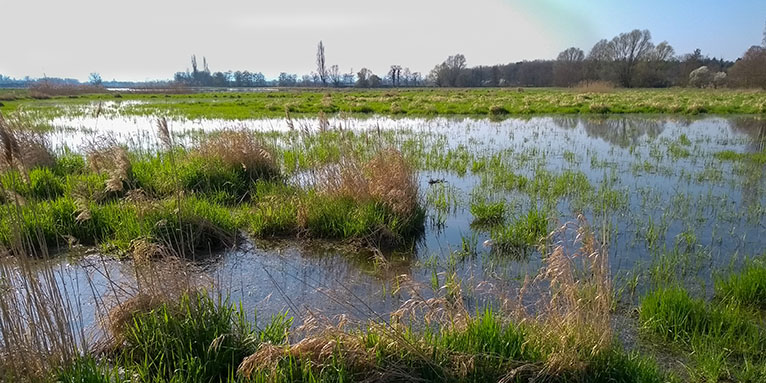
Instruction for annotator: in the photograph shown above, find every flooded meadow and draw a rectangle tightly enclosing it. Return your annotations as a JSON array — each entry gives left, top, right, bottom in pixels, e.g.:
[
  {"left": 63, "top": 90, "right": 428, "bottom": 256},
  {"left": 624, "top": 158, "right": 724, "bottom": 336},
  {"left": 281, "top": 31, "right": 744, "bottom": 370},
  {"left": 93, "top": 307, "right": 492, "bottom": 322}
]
[{"left": 2, "top": 103, "right": 766, "bottom": 381}]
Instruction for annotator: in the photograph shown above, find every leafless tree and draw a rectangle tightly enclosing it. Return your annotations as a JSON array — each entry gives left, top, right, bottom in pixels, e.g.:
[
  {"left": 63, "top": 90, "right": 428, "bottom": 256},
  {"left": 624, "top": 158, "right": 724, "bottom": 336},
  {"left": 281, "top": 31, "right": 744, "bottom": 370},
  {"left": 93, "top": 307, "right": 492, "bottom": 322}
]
[
  {"left": 763, "top": 19, "right": 766, "bottom": 47},
  {"left": 587, "top": 39, "right": 615, "bottom": 61},
  {"left": 328, "top": 65, "right": 341, "bottom": 87},
  {"left": 610, "top": 29, "right": 655, "bottom": 87},
  {"left": 401, "top": 67, "right": 412, "bottom": 86},
  {"left": 554, "top": 47, "right": 585, "bottom": 86},
  {"left": 388, "top": 65, "right": 402, "bottom": 87},
  {"left": 429, "top": 54, "right": 467, "bottom": 86},
  {"left": 729, "top": 46, "right": 766, "bottom": 88},
  {"left": 558, "top": 47, "right": 585, "bottom": 62},
  {"left": 191, "top": 55, "right": 198, "bottom": 74},
  {"left": 356, "top": 68, "right": 372, "bottom": 88},
  {"left": 652, "top": 42, "right": 675, "bottom": 61},
  {"left": 316, "top": 40, "right": 328, "bottom": 86}
]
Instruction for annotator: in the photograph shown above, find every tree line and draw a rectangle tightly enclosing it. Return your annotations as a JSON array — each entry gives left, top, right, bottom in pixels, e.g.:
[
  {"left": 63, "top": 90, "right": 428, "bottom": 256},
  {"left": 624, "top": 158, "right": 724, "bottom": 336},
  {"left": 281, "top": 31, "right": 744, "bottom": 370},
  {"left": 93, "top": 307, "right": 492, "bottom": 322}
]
[
  {"left": 171, "top": 27, "right": 766, "bottom": 90},
  {"left": 428, "top": 29, "right": 766, "bottom": 89},
  {"left": 3, "top": 25, "right": 765, "bottom": 89}
]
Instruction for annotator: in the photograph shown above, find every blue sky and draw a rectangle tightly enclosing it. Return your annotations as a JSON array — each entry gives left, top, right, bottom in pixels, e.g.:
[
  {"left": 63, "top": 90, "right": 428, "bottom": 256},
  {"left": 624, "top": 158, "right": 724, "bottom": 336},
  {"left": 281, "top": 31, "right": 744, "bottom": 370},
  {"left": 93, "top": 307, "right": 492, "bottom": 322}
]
[
  {"left": 0, "top": 0, "right": 763, "bottom": 81},
  {"left": 518, "top": 0, "right": 765, "bottom": 59}
]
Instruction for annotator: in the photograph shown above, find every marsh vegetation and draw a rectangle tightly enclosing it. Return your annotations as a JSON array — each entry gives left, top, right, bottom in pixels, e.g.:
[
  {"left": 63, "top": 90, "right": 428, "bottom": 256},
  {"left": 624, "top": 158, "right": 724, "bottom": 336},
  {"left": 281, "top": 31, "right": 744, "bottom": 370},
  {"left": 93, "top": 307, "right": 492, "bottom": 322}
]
[{"left": 1, "top": 94, "right": 766, "bottom": 382}]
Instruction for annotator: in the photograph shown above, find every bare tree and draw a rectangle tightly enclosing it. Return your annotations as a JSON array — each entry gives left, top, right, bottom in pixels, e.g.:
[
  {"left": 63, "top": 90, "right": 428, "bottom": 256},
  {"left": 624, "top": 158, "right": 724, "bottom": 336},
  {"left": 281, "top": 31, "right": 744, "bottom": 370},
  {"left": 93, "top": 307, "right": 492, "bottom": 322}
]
[
  {"left": 316, "top": 41, "right": 328, "bottom": 86},
  {"left": 652, "top": 42, "right": 675, "bottom": 61},
  {"left": 610, "top": 29, "right": 655, "bottom": 87},
  {"left": 401, "top": 67, "right": 412, "bottom": 86},
  {"left": 328, "top": 65, "right": 341, "bottom": 87},
  {"left": 558, "top": 47, "right": 585, "bottom": 62},
  {"left": 388, "top": 65, "right": 402, "bottom": 87},
  {"left": 763, "top": 19, "right": 766, "bottom": 47},
  {"left": 88, "top": 72, "right": 102, "bottom": 86},
  {"left": 202, "top": 57, "right": 210, "bottom": 74},
  {"left": 554, "top": 47, "right": 585, "bottom": 86},
  {"left": 585, "top": 39, "right": 614, "bottom": 82},
  {"left": 429, "top": 54, "right": 467, "bottom": 86},
  {"left": 356, "top": 68, "right": 372, "bottom": 88},
  {"left": 587, "top": 39, "right": 615, "bottom": 61},
  {"left": 729, "top": 46, "right": 766, "bottom": 88},
  {"left": 191, "top": 55, "right": 198, "bottom": 74}
]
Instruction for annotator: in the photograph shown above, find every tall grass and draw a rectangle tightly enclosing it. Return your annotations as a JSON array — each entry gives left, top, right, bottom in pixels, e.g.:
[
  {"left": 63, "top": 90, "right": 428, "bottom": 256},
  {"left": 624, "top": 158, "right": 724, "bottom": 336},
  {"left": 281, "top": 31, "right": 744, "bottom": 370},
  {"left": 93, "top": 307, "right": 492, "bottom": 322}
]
[
  {"left": 715, "top": 257, "right": 766, "bottom": 309},
  {"left": 0, "top": 115, "right": 85, "bottom": 381},
  {"left": 640, "top": 286, "right": 766, "bottom": 381}
]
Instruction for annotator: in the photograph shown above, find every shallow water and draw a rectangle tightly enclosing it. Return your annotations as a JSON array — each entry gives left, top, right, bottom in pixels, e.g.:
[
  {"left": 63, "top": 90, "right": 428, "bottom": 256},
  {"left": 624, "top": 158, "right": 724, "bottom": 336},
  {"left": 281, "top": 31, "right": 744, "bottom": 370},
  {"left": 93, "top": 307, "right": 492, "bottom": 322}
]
[{"left": 24, "top": 114, "right": 766, "bottom": 338}]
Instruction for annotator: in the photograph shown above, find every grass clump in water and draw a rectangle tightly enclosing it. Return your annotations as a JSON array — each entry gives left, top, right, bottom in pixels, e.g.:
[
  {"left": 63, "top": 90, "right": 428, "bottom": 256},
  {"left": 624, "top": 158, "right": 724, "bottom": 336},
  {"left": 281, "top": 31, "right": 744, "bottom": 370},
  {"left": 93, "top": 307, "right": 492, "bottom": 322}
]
[
  {"left": 714, "top": 149, "right": 766, "bottom": 164},
  {"left": 490, "top": 207, "right": 548, "bottom": 255},
  {"left": 469, "top": 199, "right": 506, "bottom": 226}
]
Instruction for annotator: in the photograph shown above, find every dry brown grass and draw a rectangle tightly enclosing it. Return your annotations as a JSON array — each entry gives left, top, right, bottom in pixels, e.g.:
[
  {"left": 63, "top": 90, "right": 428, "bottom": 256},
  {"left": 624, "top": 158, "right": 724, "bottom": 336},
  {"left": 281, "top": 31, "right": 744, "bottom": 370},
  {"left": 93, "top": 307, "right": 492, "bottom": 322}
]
[
  {"left": 366, "top": 149, "right": 418, "bottom": 217},
  {"left": 196, "top": 130, "right": 278, "bottom": 179},
  {"left": 237, "top": 271, "right": 476, "bottom": 382},
  {"left": 318, "top": 148, "right": 419, "bottom": 218},
  {"left": 574, "top": 80, "right": 617, "bottom": 93},
  {"left": 101, "top": 257, "right": 200, "bottom": 349},
  {"left": 28, "top": 81, "right": 106, "bottom": 97},
  {"left": 86, "top": 143, "right": 133, "bottom": 193},
  {"left": 0, "top": 113, "right": 54, "bottom": 174},
  {"left": 0, "top": 245, "right": 81, "bottom": 381},
  {"left": 522, "top": 215, "right": 613, "bottom": 376},
  {"left": 238, "top": 311, "right": 391, "bottom": 382}
]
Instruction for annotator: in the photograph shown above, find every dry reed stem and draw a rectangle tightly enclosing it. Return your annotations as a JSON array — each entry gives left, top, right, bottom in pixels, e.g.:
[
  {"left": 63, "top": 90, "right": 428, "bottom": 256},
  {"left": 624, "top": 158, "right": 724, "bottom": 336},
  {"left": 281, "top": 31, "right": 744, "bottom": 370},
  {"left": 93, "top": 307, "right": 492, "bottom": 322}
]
[
  {"left": 196, "top": 130, "right": 277, "bottom": 179},
  {"left": 530, "top": 214, "right": 612, "bottom": 375},
  {"left": 318, "top": 148, "right": 419, "bottom": 218},
  {"left": 86, "top": 140, "right": 133, "bottom": 193},
  {"left": 100, "top": 257, "right": 200, "bottom": 349},
  {"left": 238, "top": 311, "right": 376, "bottom": 381},
  {"left": 0, "top": 112, "right": 54, "bottom": 174},
  {"left": 156, "top": 117, "right": 172, "bottom": 151}
]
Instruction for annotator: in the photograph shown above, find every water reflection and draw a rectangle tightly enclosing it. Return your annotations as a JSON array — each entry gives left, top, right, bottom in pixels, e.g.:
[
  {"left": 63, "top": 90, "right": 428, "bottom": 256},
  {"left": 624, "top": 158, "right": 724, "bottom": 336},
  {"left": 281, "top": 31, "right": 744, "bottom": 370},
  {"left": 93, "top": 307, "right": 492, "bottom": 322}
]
[{"left": 552, "top": 116, "right": 666, "bottom": 147}]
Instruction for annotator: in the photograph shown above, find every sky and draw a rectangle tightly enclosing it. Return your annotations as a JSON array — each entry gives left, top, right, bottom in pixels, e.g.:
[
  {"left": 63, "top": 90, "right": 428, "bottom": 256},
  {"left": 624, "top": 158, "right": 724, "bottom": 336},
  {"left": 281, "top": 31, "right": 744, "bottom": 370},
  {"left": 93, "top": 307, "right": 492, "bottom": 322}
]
[{"left": 1, "top": 0, "right": 764, "bottom": 82}]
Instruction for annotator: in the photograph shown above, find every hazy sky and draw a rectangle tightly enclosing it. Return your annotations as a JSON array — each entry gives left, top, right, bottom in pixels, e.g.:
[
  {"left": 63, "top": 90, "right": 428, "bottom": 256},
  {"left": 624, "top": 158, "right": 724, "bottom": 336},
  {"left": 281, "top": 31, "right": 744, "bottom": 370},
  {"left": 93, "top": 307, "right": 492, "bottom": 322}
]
[{"left": 1, "top": 0, "right": 764, "bottom": 82}]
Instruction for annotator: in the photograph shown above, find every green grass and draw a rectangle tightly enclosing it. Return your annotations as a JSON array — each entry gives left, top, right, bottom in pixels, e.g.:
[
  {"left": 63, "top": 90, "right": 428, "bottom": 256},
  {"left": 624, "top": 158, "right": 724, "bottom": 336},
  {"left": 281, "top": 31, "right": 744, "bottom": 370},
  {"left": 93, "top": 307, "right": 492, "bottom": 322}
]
[
  {"left": 0, "top": 142, "right": 426, "bottom": 255},
  {"left": 469, "top": 199, "right": 506, "bottom": 225},
  {"left": 119, "top": 293, "right": 289, "bottom": 383},
  {"left": 640, "top": 287, "right": 766, "bottom": 382},
  {"left": 489, "top": 207, "right": 549, "bottom": 255},
  {"left": 714, "top": 150, "right": 766, "bottom": 164},
  {"left": 56, "top": 294, "right": 669, "bottom": 383},
  {"left": 715, "top": 257, "right": 766, "bottom": 309},
  {"left": 3, "top": 88, "right": 766, "bottom": 121}
]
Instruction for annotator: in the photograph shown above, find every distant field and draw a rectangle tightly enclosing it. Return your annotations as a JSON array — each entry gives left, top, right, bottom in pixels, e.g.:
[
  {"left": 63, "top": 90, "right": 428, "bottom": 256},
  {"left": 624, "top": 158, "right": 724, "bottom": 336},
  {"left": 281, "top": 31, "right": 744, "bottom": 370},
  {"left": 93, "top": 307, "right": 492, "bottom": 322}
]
[{"left": 2, "top": 87, "right": 766, "bottom": 119}]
